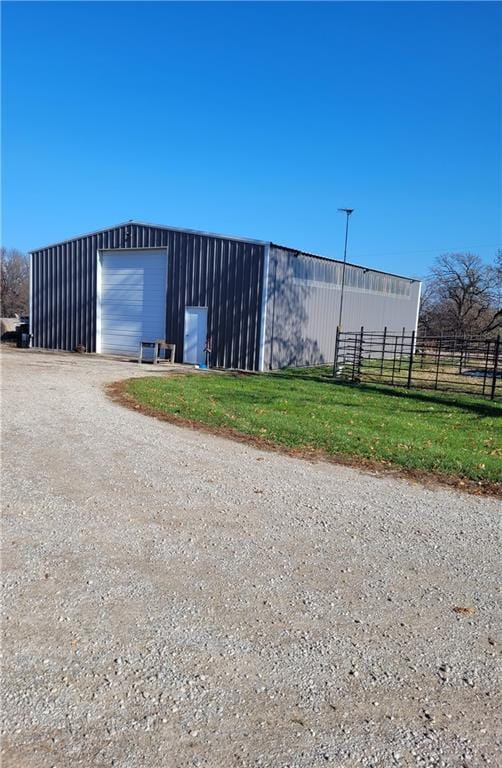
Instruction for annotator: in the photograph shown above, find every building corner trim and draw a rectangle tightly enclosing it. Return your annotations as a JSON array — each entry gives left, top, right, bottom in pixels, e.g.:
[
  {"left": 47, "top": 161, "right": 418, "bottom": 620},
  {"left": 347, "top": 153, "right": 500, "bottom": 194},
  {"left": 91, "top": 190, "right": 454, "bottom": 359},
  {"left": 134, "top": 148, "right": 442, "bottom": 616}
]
[
  {"left": 258, "top": 243, "right": 271, "bottom": 372},
  {"left": 414, "top": 280, "right": 422, "bottom": 333},
  {"left": 96, "top": 250, "right": 102, "bottom": 353},
  {"left": 29, "top": 253, "right": 33, "bottom": 345}
]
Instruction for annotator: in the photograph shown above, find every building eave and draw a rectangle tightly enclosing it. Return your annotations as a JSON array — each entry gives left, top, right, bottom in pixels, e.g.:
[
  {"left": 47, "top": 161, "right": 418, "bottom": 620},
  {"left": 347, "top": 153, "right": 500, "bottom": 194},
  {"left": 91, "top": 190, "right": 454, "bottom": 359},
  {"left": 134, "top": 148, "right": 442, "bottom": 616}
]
[{"left": 271, "top": 242, "right": 421, "bottom": 283}]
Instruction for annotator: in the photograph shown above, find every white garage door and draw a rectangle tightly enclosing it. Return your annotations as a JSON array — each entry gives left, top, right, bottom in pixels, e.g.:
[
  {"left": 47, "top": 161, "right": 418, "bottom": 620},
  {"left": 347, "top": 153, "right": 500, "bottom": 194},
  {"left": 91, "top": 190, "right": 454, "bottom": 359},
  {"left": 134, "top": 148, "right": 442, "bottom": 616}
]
[{"left": 99, "top": 249, "right": 167, "bottom": 357}]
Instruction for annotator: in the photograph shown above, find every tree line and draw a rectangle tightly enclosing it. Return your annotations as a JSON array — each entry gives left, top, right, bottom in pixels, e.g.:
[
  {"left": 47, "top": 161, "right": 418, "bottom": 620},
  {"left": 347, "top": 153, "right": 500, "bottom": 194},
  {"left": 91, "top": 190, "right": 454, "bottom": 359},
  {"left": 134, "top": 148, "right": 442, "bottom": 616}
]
[
  {"left": 1, "top": 246, "right": 501, "bottom": 336},
  {"left": 418, "top": 251, "right": 501, "bottom": 337},
  {"left": 1, "top": 248, "right": 29, "bottom": 318}
]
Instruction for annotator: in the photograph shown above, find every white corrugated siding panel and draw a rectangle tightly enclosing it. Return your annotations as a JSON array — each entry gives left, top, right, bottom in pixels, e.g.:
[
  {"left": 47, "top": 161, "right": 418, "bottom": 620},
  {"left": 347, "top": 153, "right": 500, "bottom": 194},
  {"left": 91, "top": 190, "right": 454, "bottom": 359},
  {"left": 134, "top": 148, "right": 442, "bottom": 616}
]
[
  {"left": 264, "top": 247, "right": 421, "bottom": 369},
  {"left": 100, "top": 250, "right": 167, "bottom": 356}
]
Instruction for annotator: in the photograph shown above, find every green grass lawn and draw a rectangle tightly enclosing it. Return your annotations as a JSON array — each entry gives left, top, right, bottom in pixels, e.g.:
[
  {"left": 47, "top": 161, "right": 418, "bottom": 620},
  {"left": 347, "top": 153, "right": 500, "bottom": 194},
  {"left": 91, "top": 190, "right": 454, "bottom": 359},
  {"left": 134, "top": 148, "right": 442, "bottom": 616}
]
[{"left": 123, "top": 367, "right": 502, "bottom": 489}]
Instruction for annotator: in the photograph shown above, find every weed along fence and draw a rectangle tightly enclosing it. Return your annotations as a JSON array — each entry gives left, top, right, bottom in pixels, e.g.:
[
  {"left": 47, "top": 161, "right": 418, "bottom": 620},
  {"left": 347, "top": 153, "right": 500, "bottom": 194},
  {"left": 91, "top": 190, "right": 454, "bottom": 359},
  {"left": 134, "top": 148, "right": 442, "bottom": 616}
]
[{"left": 333, "top": 328, "right": 501, "bottom": 400}]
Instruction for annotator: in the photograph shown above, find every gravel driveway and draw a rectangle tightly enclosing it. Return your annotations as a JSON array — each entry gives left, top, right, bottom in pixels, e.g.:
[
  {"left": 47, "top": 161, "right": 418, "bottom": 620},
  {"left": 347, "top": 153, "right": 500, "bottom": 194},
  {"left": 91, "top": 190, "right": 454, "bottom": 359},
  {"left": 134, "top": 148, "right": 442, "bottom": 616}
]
[{"left": 1, "top": 348, "right": 500, "bottom": 767}]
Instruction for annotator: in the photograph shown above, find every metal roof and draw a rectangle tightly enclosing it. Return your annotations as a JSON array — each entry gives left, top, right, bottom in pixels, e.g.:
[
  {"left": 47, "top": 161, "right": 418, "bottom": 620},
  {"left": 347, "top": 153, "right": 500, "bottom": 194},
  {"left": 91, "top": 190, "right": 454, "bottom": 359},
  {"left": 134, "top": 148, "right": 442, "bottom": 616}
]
[
  {"left": 30, "top": 220, "right": 269, "bottom": 253},
  {"left": 30, "top": 219, "right": 420, "bottom": 283},
  {"left": 271, "top": 242, "right": 420, "bottom": 283}
]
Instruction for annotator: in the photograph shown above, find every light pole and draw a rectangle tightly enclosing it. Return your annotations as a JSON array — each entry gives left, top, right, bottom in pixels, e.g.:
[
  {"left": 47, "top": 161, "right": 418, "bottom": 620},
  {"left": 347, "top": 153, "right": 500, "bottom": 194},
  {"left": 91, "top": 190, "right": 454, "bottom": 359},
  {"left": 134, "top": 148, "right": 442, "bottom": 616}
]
[
  {"left": 337, "top": 207, "right": 354, "bottom": 330},
  {"left": 332, "top": 207, "right": 354, "bottom": 377}
]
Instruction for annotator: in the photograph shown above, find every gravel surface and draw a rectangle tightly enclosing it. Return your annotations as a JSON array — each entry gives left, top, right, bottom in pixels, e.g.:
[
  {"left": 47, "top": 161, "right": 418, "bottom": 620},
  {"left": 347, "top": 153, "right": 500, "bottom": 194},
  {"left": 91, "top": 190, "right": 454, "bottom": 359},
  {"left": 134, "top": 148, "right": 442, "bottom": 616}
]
[{"left": 1, "top": 348, "right": 501, "bottom": 767}]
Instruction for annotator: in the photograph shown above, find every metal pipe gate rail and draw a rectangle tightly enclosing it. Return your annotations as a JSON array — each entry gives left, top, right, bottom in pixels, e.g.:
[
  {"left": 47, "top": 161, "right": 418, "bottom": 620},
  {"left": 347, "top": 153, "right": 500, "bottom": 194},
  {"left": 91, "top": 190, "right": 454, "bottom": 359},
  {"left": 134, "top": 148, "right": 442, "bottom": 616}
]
[{"left": 333, "top": 328, "right": 501, "bottom": 400}]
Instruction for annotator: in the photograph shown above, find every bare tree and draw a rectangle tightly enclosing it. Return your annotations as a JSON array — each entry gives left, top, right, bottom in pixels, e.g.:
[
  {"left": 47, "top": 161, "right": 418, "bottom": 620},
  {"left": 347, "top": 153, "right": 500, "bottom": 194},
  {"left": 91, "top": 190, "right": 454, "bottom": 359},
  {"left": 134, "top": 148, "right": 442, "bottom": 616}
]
[
  {"left": 0, "top": 248, "right": 29, "bottom": 317},
  {"left": 419, "top": 251, "right": 501, "bottom": 336},
  {"left": 484, "top": 249, "right": 502, "bottom": 334}
]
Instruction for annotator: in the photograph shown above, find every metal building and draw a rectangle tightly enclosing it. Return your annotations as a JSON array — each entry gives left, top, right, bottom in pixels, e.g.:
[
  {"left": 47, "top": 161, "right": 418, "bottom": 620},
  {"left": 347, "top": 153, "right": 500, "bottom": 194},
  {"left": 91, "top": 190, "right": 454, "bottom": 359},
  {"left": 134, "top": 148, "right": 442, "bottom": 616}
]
[
  {"left": 29, "top": 221, "right": 421, "bottom": 371},
  {"left": 263, "top": 245, "right": 421, "bottom": 369}
]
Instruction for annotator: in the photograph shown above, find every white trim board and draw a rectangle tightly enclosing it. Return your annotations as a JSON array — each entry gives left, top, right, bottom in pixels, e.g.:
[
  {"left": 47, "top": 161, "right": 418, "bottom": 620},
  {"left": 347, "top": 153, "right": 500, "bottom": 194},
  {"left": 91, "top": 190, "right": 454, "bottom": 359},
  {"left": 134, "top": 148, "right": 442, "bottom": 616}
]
[
  {"left": 258, "top": 243, "right": 271, "bottom": 372},
  {"left": 29, "top": 253, "right": 33, "bottom": 345}
]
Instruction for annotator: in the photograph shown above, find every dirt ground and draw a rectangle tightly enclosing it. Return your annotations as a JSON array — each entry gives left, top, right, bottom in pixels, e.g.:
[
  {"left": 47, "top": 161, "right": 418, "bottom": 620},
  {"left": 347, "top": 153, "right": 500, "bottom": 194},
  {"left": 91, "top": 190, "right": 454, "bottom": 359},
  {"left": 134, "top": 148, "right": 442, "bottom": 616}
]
[{"left": 1, "top": 348, "right": 500, "bottom": 767}]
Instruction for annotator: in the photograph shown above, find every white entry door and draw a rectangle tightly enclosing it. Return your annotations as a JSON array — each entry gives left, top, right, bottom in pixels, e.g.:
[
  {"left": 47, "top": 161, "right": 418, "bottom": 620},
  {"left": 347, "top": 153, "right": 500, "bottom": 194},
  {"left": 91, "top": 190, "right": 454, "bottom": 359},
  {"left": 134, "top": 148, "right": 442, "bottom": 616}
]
[
  {"left": 99, "top": 249, "right": 167, "bottom": 357},
  {"left": 183, "top": 307, "right": 208, "bottom": 365}
]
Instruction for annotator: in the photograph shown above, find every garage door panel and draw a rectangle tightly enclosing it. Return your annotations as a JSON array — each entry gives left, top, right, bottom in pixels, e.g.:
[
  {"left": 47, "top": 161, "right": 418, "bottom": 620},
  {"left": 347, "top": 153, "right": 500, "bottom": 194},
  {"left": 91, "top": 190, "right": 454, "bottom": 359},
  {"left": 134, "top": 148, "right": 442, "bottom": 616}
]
[
  {"left": 101, "top": 289, "right": 145, "bottom": 302},
  {"left": 101, "top": 320, "right": 165, "bottom": 334},
  {"left": 102, "top": 274, "right": 146, "bottom": 287},
  {"left": 102, "top": 333, "right": 142, "bottom": 344},
  {"left": 101, "top": 307, "right": 144, "bottom": 320},
  {"left": 100, "top": 320, "right": 142, "bottom": 334},
  {"left": 102, "top": 279, "right": 167, "bottom": 293},
  {"left": 100, "top": 250, "right": 167, "bottom": 356},
  {"left": 102, "top": 310, "right": 163, "bottom": 323},
  {"left": 102, "top": 287, "right": 166, "bottom": 298}
]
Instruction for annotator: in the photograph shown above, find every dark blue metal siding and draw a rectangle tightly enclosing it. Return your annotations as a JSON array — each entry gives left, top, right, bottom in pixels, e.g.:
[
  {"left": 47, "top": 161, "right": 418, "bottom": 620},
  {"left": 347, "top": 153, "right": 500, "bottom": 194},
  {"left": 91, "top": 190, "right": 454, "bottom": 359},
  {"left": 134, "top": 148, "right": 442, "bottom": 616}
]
[{"left": 30, "top": 223, "right": 265, "bottom": 370}]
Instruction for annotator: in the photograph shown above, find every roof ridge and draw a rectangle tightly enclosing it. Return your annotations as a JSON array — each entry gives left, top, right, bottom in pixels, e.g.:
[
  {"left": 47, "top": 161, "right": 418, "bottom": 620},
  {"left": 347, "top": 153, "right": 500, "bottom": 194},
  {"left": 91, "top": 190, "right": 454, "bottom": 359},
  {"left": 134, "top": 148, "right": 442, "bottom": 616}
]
[{"left": 30, "top": 220, "right": 269, "bottom": 252}]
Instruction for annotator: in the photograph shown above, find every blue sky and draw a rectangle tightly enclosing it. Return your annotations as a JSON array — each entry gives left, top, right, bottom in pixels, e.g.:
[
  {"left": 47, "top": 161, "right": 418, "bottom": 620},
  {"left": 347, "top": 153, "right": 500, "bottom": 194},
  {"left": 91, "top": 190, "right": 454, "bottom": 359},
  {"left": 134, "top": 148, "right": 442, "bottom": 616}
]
[{"left": 2, "top": 1, "right": 501, "bottom": 278}]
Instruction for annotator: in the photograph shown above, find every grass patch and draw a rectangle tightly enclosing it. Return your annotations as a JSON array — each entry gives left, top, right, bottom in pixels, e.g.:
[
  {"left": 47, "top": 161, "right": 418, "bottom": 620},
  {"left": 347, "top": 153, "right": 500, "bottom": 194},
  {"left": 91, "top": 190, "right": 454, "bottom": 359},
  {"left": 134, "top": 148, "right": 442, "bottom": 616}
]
[{"left": 121, "top": 367, "right": 502, "bottom": 491}]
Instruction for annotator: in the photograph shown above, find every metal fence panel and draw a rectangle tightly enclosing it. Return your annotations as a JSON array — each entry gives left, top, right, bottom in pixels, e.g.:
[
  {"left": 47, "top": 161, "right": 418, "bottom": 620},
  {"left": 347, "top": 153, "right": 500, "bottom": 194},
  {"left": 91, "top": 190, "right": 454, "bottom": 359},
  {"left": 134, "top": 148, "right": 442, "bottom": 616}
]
[{"left": 334, "top": 328, "right": 501, "bottom": 400}]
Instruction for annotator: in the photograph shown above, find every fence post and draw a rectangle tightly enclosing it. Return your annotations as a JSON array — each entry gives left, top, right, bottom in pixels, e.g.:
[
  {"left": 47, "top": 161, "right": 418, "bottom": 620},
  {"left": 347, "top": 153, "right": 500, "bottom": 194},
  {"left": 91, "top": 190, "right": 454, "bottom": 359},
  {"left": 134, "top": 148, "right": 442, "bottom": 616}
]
[
  {"left": 380, "top": 326, "right": 387, "bottom": 375},
  {"left": 407, "top": 330, "right": 415, "bottom": 389},
  {"left": 482, "top": 339, "right": 490, "bottom": 396},
  {"left": 458, "top": 335, "right": 464, "bottom": 374},
  {"left": 332, "top": 326, "right": 340, "bottom": 378},
  {"left": 434, "top": 335, "right": 442, "bottom": 390},
  {"left": 350, "top": 332, "right": 357, "bottom": 381},
  {"left": 391, "top": 336, "right": 398, "bottom": 385},
  {"left": 490, "top": 334, "right": 500, "bottom": 401},
  {"left": 357, "top": 326, "right": 364, "bottom": 380},
  {"left": 398, "top": 327, "right": 405, "bottom": 371}
]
